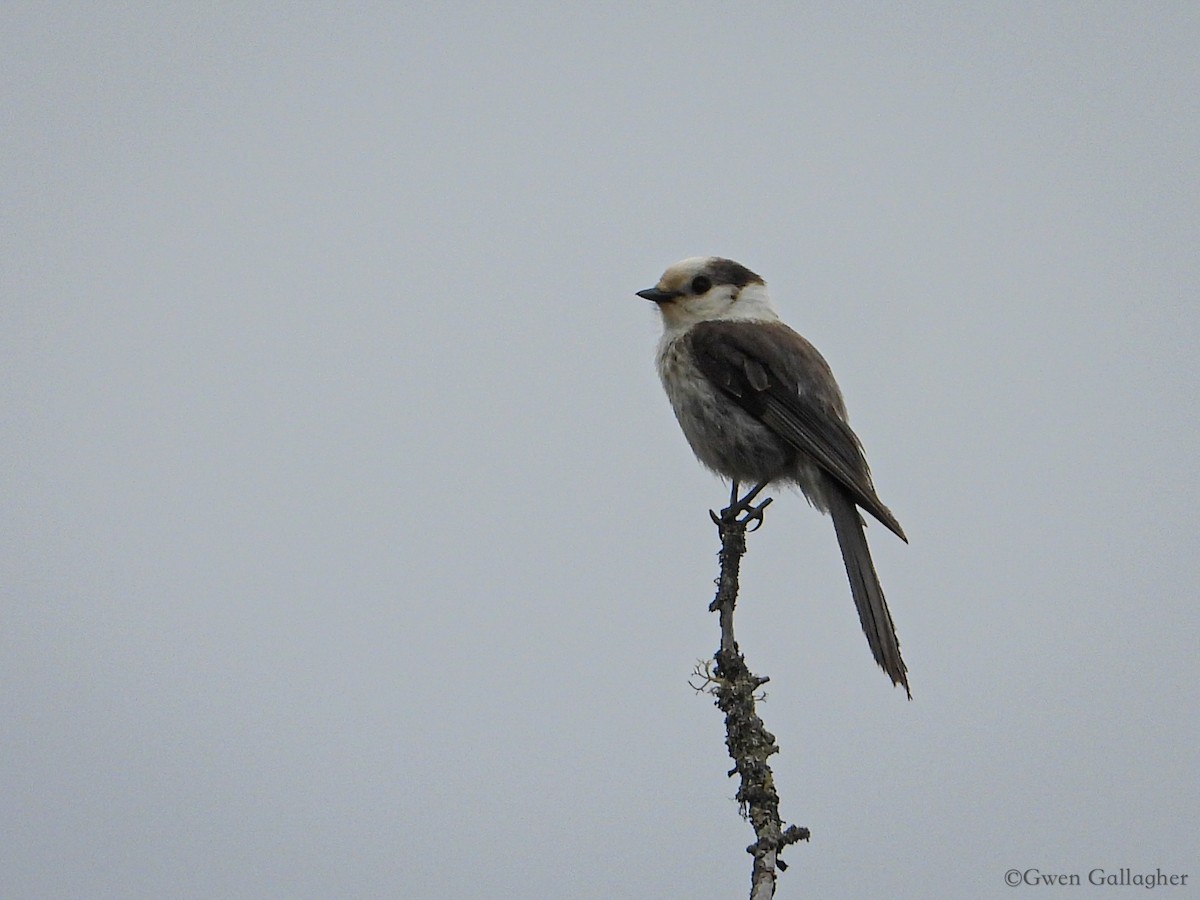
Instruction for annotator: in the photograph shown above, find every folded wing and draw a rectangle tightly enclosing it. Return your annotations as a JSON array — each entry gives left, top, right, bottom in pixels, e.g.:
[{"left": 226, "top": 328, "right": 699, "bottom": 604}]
[{"left": 687, "top": 320, "right": 906, "bottom": 541}]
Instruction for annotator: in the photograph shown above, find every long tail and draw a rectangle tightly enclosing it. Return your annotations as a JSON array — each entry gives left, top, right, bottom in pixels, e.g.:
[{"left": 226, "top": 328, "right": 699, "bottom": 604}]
[{"left": 827, "top": 484, "right": 910, "bottom": 698}]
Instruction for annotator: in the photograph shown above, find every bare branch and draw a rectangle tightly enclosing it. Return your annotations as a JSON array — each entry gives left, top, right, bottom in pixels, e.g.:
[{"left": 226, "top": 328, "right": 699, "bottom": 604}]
[{"left": 709, "top": 494, "right": 809, "bottom": 899}]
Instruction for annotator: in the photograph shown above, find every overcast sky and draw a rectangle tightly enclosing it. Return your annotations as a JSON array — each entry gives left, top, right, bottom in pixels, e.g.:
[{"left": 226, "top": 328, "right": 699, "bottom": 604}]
[{"left": 4, "top": 4, "right": 1198, "bottom": 898}]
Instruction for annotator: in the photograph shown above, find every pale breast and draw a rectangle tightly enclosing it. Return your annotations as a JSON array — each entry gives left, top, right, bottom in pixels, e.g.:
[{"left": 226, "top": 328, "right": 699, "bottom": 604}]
[{"left": 656, "top": 333, "right": 795, "bottom": 482}]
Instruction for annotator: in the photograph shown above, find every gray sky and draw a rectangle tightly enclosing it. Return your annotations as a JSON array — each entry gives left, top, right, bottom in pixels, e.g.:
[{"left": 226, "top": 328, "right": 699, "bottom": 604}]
[{"left": 4, "top": 4, "right": 1198, "bottom": 898}]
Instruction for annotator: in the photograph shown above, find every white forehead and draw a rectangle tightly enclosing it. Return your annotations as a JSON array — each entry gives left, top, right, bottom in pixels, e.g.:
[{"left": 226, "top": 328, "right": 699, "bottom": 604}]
[{"left": 657, "top": 256, "right": 716, "bottom": 290}]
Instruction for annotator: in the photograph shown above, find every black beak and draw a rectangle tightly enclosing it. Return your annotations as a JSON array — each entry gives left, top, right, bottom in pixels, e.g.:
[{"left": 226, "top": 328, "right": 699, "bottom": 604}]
[{"left": 637, "top": 287, "right": 682, "bottom": 304}]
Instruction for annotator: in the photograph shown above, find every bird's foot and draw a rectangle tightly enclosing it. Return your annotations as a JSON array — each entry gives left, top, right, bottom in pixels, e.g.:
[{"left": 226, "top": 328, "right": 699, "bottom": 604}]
[{"left": 710, "top": 482, "right": 773, "bottom": 532}]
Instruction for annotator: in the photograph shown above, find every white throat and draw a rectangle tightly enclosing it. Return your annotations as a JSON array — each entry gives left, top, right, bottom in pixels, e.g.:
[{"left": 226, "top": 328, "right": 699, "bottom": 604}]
[{"left": 658, "top": 282, "right": 781, "bottom": 340}]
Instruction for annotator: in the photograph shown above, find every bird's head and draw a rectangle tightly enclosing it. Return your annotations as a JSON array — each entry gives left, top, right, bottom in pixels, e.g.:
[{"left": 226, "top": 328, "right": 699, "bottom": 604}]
[{"left": 637, "top": 257, "right": 777, "bottom": 332}]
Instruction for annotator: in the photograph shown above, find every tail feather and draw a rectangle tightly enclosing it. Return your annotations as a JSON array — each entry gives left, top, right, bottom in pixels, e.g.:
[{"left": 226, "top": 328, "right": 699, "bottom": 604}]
[{"left": 827, "top": 484, "right": 910, "bottom": 698}]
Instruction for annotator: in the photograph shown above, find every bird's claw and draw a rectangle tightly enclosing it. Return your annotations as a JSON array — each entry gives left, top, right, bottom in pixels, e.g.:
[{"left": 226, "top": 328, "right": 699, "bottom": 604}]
[
  {"left": 711, "top": 495, "right": 773, "bottom": 531},
  {"left": 742, "top": 497, "right": 773, "bottom": 531}
]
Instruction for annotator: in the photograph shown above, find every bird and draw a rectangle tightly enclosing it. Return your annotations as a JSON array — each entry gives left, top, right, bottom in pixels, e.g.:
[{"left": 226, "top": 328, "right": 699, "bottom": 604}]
[{"left": 638, "top": 256, "right": 910, "bottom": 697}]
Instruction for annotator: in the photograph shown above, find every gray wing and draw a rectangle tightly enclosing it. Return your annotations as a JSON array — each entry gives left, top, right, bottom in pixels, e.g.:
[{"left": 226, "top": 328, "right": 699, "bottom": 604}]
[{"left": 688, "top": 320, "right": 907, "bottom": 541}]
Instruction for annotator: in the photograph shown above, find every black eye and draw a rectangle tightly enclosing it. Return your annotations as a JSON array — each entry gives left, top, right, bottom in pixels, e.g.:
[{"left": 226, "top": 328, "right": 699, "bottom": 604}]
[{"left": 691, "top": 275, "right": 712, "bottom": 294}]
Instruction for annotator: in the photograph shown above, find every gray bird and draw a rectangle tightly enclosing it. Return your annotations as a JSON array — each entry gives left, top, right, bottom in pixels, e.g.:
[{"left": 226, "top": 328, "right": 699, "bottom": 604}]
[{"left": 638, "top": 256, "right": 910, "bottom": 696}]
